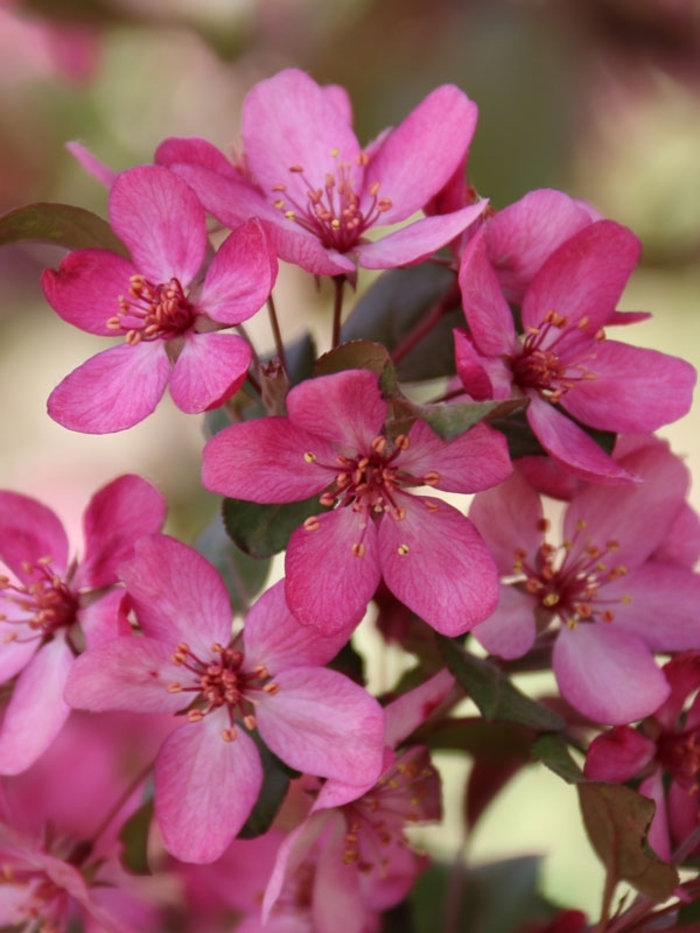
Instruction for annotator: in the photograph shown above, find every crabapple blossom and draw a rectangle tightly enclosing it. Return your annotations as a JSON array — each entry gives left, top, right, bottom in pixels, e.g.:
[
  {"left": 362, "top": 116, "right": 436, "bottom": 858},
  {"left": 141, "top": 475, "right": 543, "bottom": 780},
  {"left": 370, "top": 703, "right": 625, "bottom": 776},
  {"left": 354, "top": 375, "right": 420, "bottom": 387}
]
[
  {"left": 456, "top": 220, "right": 696, "bottom": 482},
  {"left": 42, "top": 164, "right": 277, "bottom": 433},
  {"left": 158, "top": 68, "right": 487, "bottom": 277},
  {"left": 469, "top": 439, "right": 700, "bottom": 723},
  {"left": 0, "top": 474, "right": 166, "bottom": 774},
  {"left": 202, "top": 368, "right": 512, "bottom": 634},
  {"left": 65, "top": 536, "right": 386, "bottom": 864}
]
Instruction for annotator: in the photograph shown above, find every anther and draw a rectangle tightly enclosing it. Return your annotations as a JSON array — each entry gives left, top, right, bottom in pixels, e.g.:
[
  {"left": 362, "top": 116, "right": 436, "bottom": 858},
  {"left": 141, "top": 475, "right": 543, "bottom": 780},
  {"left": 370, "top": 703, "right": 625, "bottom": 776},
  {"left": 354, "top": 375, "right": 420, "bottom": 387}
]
[
  {"left": 304, "top": 516, "right": 321, "bottom": 532},
  {"left": 397, "top": 544, "right": 410, "bottom": 556},
  {"left": 304, "top": 451, "right": 317, "bottom": 463},
  {"left": 351, "top": 543, "right": 366, "bottom": 558}
]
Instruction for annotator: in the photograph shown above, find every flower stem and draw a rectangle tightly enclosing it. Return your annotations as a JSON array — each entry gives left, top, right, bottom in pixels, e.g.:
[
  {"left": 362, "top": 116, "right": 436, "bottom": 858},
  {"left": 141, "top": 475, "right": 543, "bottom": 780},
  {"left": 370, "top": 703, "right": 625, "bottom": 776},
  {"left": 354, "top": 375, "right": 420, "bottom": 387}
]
[
  {"left": 267, "top": 292, "right": 288, "bottom": 374},
  {"left": 391, "top": 279, "right": 460, "bottom": 365},
  {"left": 332, "top": 275, "right": 346, "bottom": 348}
]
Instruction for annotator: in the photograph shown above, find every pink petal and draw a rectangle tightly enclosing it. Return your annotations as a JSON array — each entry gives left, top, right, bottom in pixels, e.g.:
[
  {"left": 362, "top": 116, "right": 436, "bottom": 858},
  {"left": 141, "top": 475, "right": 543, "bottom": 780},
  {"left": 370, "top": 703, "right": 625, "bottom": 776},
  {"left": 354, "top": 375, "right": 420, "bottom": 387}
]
[
  {"left": 468, "top": 472, "right": 543, "bottom": 574},
  {"left": 357, "top": 203, "right": 486, "bottom": 270},
  {"left": 109, "top": 165, "right": 207, "bottom": 285},
  {"left": 243, "top": 580, "right": 354, "bottom": 672},
  {"left": 42, "top": 250, "right": 136, "bottom": 336},
  {"left": 242, "top": 69, "right": 361, "bottom": 209},
  {"left": 202, "top": 417, "right": 336, "bottom": 503},
  {"left": 562, "top": 340, "right": 696, "bottom": 433},
  {"left": 366, "top": 85, "right": 478, "bottom": 224},
  {"left": 552, "top": 623, "right": 670, "bottom": 725},
  {"left": 384, "top": 668, "right": 456, "bottom": 748},
  {"left": 454, "top": 328, "right": 495, "bottom": 400},
  {"left": 584, "top": 726, "right": 657, "bottom": 782},
  {"left": 526, "top": 396, "right": 635, "bottom": 484},
  {"left": 77, "top": 589, "right": 130, "bottom": 649},
  {"left": 0, "top": 491, "right": 68, "bottom": 579},
  {"left": 0, "top": 635, "right": 73, "bottom": 774},
  {"left": 66, "top": 141, "right": 118, "bottom": 187},
  {"left": 458, "top": 228, "right": 517, "bottom": 357},
  {"left": 263, "top": 811, "right": 335, "bottom": 921},
  {"left": 118, "top": 535, "right": 232, "bottom": 652},
  {"left": 398, "top": 420, "right": 512, "bottom": 494},
  {"left": 64, "top": 636, "right": 187, "bottom": 714},
  {"left": 323, "top": 83, "right": 353, "bottom": 123},
  {"left": 47, "top": 341, "right": 170, "bottom": 434},
  {"left": 639, "top": 772, "right": 671, "bottom": 862},
  {"left": 522, "top": 221, "right": 641, "bottom": 333},
  {"left": 256, "top": 667, "right": 385, "bottom": 784},
  {"left": 198, "top": 218, "right": 277, "bottom": 324},
  {"left": 378, "top": 497, "right": 498, "bottom": 636},
  {"left": 261, "top": 218, "right": 357, "bottom": 275},
  {"left": 77, "top": 474, "right": 166, "bottom": 589},
  {"left": 285, "top": 509, "right": 381, "bottom": 632},
  {"left": 169, "top": 332, "right": 252, "bottom": 414},
  {"left": 313, "top": 747, "right": 395, "bottom": 812},
  {"left": 155, "top": 714, "right": 263, "bottom": 863},
  {"left": 0, "top": 628, "right": 38, "bottom": 683},
  {"left": 154, "top": 136, "right": 238, "bottom": 177},
  {"left": 312, "top": 816, "right": 367, "bottom": 933},
  {"left": 286, "top": 370, "right": 386, "bottom": 453},
  {"left": 471, "top": 585, "right": 538, "bottom": 660}
]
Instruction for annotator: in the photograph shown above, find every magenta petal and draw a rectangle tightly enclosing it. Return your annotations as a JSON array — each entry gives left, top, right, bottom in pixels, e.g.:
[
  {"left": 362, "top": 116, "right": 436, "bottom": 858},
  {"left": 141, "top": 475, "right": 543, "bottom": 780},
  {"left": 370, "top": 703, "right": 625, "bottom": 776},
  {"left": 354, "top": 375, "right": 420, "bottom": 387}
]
[
  {"left": 526, "top": 396, "right": 634, "bottom": 484},
  {"left": 77, "top": 590, "right": 128, "bottom": 649},
  {"left": 198, "top": 218, "right": 277, "bottom": 324},
  {"left": 562, "top": 341, "right": 696, "bottom": 433},
  {"left": 584, "top": 726, "right": 657, "bottom": 782},
  {"left": 313, "top": 817, "right": 367, "bottom": 933},
  {"left": 366, "top": 85, "right": 477, "bottom": 224},
  {"left": 357, "top": 203, "right": 486, "bottom": 270},
  {"left": 286, "top": 370, "right": 386, "bottom": 452},
  {"left": 64, "top": 636, "right": 187, "bottom": 714},
  {"left": 202, "top": 417, "right": 336, "bottom": 503},
  {"left": 154, "top": 136, "right": 238, "bottom": 177},
  {"left": 66, "top": 141, "right": 118, "bottom": 187},
  {"left": 378, "top": 498, "right": 498, "bottom": 636},
  {"left": 262, "top": 219, "right": 357, "bottom": 275},
  {"left": 0, "top": 629, "right": 38, "bottom": 683},
  {"left": 243, "top": 580, "right": 353, "bottom": 672},
  {"left": 384, "top": 668, "right": 455, "bottom": 748},
  {"left": 0, "top": 491, "right": 68, "bottom": 579},
  {"left": 155, "top": 715, "right": 263, "bottom": 863},
  {"left": 118, "top": 535, "right": 232, "bottom": 652},
  {"left": 42, "top": 250, "right": 135, "bottom": 336},
  {"left": 48, "top": 341, "right": 170, "bottom": 434},
  {"left": 472, "top": 585, "right": 538, "bottom": 660},
  {"left": 0, "top": 636, "right": 73, "bottom": 774},
  {"left": 78, "top": 474, "right": 166, "bottom": 588},
  {"left": 399, "top": 420, "right": 512, "bottom": 494},
  {"left": 654, "top": 503, "right": 700, "bottom": 569},
  {"left": 263, "top": 812, "right": 334, "bottom": 921},
  {"left": 313, "top": 748, "right": 395, "bottom": 812},
  {"left": 285, "top": 510, "right": 381, "bottom": 632},
  {"left": 454, "top": 329, "right": 495, "bottom": 400},
  {"left": 256, "top": 667, "right": 384, "bottom": 784},
  {"left": 169, "top": 332, "right": 251, "bottom": 414},
  {"left": 108, "top": 165, "right": 207, "bottom": 285},
  {"left": 522, "top": 221, "right": 641, "bottom": 333},
  {"left": 552, "top": 623, "right": 670, "bottom": 725},
  {"left": 458, "top": 229, "right": 517, "bottom": 357},
  {"left": 469, "top": 472, "right": 543, "bottom": 575},
  {"left": 639, "top": 772, "right": 671, "bottom": 862}
]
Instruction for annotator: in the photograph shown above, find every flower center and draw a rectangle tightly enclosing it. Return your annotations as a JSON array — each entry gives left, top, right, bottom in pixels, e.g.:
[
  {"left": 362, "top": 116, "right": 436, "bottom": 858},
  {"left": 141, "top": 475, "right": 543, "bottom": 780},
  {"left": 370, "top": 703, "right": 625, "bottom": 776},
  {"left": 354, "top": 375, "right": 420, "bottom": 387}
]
[
  {"left": 512, "top": 518, "right": 631, "bottom": 628},
  {"left": 0, "top": 558, "right": 78, "bottom": 643},
  {"left": 340, "top": 746, "right": 440, "bottom": 874},
  {"left": 107, "top": 274, "right": 196, "bottom": 345},
  {"left": 166, "top": 642, "right": 279, "bottom": 743},
  {"left": 657, "top": 729, "right": 700, "bottom": 793},
  {"left": 269, "top": 150, "right": 393, "bottom": 253},
  {"left": 510, "top": 310, "right": 601, "bottom": 403}
]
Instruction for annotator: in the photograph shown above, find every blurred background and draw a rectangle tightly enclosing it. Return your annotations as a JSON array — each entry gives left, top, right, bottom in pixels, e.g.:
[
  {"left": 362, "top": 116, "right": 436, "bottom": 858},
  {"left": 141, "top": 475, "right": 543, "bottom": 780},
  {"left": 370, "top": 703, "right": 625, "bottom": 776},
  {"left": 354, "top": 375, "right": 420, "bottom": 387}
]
[{"left": 1, "top": 0, "right": 699, "bottom": 918}]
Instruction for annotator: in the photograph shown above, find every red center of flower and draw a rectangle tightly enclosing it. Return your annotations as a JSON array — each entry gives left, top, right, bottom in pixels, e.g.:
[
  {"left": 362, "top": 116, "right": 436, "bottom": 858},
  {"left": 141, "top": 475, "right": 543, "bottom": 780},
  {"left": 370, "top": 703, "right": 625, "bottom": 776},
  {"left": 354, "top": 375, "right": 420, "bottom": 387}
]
[
  {"left": 657, "top": 729, "right": 700, "bottom": 794},
  {"left": 302, "top": 433, "right": 440, "bottom": 557},
  {"left": 167, "top": 642, "right": 279, "bottom": 743},
  {"left": 269, "top": 151, "right": 393, "bottom": 253},
  {"left": 107, "top": 274, "right": 196, "bottom": 345},
  {"left": 512, "top": 518, "right": 631, "bottom": 628},
  {"left": 510, "top": 310, "right": 601, "bottom": 403},
  {"left": 340, "top": 747, "right": 440, "bottom": 873},
  {"left": 0, "top": 558, "right": 78, "bottom": 643},
  {"left": 0, "top": 864, "right": 66, "bottom": 933}
]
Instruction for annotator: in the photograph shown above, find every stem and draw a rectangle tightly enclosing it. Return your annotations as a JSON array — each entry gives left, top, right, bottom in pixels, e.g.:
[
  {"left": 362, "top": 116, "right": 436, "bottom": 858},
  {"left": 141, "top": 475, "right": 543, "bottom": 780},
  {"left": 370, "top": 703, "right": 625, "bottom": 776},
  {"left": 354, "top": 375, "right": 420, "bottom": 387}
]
[
  {"left": 266, "top": 293, "right": 288, "bottom": 374},
  {"left": 390, "top": 279, "right": 460, "bottom": 365},
  {"left": 88, "top": 758, "right": 155, "bottom": 849},
  {"left": 592, "top": 868, "right": 618, "bottom": 933},
  {"left": 672, "top": 821, "right": 700, "bottom": 865},
  {"left": 331, "top": 275, "right": 346, "bottom": 348}
]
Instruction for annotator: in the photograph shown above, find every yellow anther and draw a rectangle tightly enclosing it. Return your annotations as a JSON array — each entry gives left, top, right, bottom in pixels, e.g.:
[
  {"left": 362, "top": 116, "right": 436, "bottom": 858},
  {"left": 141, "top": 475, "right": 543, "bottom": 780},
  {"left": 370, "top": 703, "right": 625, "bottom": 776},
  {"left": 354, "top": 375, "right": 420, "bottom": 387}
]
[
  {"left": 330, "top": 147, "right": 339, "bottom": 157},
  {"left": 303, "top": 451, "right": 317, "bottom": 463},
  {"left": 351, "top": 543, "right": 366, "bottom": 558},
  {"left": 397, "top": 544, "right": 410, "bottom": 556},
  {"left": 542, "top": 593, "right": 559, "bottom": 607},
  {"left": 395, "top": 434, "right": 410, "bottom": 450},
  {"left": 576, "top": 519, "right": 587, "bottom": 531},
  {"left": 284, "top": 210, "right": 296, "bottom": 220}
]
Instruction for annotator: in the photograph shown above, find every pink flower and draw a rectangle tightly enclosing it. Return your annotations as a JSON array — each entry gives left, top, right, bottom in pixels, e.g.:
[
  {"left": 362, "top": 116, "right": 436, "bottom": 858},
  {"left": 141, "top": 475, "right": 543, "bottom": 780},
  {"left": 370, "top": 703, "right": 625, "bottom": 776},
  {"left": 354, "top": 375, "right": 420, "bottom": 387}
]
[
  {"left": 469, "top": 440, "right": 700, "bottom": 724},
  {"left": 456, "top": 220, "right": 697, "bottom": 483},
  {"left": 0, "top": 474, "right": 166, "bottom": 774},
  {"left": 42, "top": 164, "right": 277, "bottom": 433},
  {"left": 159, "top": 69, "right": 487, "bottom": 277},
  {"left": 262, "top": 670, "right": 453, "bottom": 933},
  {"left": 202, "top": 368, "right": 512, "bottom": 634},
  {"left": 65, "top": 536, "right": 386, "bottom": 864}
]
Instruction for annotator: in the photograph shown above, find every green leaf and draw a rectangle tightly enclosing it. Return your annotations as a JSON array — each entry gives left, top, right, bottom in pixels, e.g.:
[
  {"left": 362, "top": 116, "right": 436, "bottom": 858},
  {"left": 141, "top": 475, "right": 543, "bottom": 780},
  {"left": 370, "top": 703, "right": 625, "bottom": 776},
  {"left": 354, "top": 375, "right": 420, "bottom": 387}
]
[
  {"left": 222, "top": 495, "right": 329, "bottom": 559},
  {"left": 237, "top": 733, "right": 294, "bottom": 839},
  {"left": 195, "top": 513, "right": 270, "bottom": 614},
  {"left": 403, "top": 396, "right": 526, "bottom": 442},
  {"left": 119, "top": 798, "right": 154, "bottom": 875},
  {"left": 437, "top": 636, "right": 565, "bottom": 731},
  {"left": 341, "top": 264, "right": 460, "bottom": 381},
  {"left": 0, "top": 203, "right": 128, "bottom": 256},
  {"left": 531, "top": 733, "right": 585, "bottom": 784},
  {"left": 578, "top": 782, "right": 679, "bottom": 901},
  {"left": 314, "top": 338, "right": 394, "bottom": 381},
  {"left": 282, "top": 331, "right": 317, "bottom": 387},
  {"left": 419, "top": 717, "right": 532, "bottom": 761}
]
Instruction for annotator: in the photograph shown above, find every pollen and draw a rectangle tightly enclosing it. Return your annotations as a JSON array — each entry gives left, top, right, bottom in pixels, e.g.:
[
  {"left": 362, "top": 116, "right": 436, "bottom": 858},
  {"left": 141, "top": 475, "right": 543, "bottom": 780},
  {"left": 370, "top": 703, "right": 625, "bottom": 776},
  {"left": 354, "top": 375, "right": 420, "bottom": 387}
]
[
  {"left": 303, "top": 516, "right": 321, "bottom": 532},
  {"left": 397, "top": 543, "right": 410, "bottom": 556},
  {"left": 351, "top": 543, "right": 366, "bottom": 557},
  {"left": 303, "top": 451, "right": 317, "bottom": 463},
  {"left": 423, "top": 471, "right": 440, "bottom": 486}
]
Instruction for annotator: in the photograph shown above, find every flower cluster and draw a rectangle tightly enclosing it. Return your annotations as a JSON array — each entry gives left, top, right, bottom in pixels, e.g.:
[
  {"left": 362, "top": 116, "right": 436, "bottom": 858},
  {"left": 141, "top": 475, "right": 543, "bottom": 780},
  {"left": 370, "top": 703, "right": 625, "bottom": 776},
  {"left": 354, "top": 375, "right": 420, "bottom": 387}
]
[{"left": 1, "top": 65, "right": 698, "bottom": 931}]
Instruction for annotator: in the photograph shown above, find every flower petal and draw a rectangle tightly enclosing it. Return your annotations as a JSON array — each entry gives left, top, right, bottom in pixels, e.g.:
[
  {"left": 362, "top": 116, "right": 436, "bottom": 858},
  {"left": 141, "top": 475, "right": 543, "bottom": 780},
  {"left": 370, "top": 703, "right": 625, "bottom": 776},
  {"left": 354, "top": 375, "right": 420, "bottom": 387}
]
[
  {"left": 471, "top": 585, "right": 538, "bottom": 660},
  {"left": 468, "top": 472, "right": 543, "bottom": 574},
  {"left": 0, "top": 491, "right": 69, "bottom": 580},
  {"left": 584, "top": 726, "right": 657, "bottom": 782},
  {"left": 384, "top": 668, "right": 456, "bottom": 749},
  {"left": 155, "top": 715, "right": 263, "bottom": 863},
  {"left": 458, "top": 228, "right": 516, "bottom": 357},
  {"left": 47, "top": 341, "right": 170, "bottom": 434},
  {"left": 169, "top": 332, "right": 252, "bottom": 414}
]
